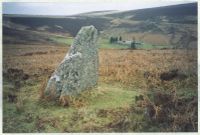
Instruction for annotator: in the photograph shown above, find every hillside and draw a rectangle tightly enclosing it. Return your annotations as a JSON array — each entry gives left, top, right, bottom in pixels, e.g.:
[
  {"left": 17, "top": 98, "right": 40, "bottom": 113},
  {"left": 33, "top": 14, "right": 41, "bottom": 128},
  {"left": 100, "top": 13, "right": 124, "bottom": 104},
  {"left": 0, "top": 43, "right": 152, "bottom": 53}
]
[
  {"left": 107, "top": 3, "right": 197, "bottom": 23},
  {"left": 3, "top": 2, "right": 197, "bottom": 48}
]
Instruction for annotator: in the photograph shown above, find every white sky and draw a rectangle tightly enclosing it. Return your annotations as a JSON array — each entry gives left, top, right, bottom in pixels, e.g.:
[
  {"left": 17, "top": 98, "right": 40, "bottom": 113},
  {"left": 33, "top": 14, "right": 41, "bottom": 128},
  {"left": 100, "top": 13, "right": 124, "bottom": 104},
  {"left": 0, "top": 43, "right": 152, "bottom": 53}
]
[{"left": 3, "top": 0, "right": 197, "bottom": 15}]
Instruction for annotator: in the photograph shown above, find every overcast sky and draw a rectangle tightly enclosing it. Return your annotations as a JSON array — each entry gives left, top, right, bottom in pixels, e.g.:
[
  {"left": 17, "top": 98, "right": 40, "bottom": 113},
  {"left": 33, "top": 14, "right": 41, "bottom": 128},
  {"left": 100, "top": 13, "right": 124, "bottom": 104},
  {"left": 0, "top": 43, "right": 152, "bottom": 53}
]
[{"left": 3, "top": 0, "right": 197, "bottom": 15}]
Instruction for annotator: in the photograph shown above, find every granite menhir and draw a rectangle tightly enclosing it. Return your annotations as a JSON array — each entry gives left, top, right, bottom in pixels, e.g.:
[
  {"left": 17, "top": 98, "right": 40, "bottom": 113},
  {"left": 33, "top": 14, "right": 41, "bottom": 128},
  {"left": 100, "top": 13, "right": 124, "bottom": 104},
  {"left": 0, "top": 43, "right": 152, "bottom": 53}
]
[{"left": 44, "top": 25, "right": 98, "bottom": 99}]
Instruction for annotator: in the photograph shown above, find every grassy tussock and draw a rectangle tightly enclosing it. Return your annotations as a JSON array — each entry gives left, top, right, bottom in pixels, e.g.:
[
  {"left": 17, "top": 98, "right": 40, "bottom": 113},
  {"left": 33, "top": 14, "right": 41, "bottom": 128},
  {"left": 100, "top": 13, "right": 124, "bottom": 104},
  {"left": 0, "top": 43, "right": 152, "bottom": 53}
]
[{"left": 39, "top": 77, "right": 49, "bottom": 99}]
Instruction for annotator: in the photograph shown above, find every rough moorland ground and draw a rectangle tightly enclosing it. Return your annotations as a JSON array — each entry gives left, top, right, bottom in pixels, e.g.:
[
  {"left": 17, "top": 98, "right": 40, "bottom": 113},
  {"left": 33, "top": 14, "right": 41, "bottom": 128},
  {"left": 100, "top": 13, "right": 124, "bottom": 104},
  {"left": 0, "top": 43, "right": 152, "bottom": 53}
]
[{"left": 3, "top": 44, "right": 197, "bottom": 132}]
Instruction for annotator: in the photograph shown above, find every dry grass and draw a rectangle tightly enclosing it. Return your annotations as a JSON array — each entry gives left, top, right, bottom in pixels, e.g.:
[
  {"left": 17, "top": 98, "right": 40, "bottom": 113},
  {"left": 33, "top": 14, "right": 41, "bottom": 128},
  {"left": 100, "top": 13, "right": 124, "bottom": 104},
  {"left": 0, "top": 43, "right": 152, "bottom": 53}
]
[
  {"left": 99, "top": 49, "right": 197, "bottom": 88},
  {"left": 3, "top": 45, "right": 197, "bottom": 95},
  {"left": 3, "top": 45, "right": 68, "bottom": 78},
  {"left": 3, "top": 45, "right": 197, "bottom": 85},
  {"left": 122, "top": 32, "right": 171, "bottom": 45}
]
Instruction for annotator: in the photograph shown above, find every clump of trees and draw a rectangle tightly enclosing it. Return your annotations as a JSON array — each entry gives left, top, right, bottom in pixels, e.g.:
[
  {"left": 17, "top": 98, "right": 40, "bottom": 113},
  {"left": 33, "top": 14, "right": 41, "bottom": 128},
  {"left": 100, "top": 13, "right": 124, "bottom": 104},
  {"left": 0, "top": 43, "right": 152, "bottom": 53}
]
[
  {"left": 119, "top": 36, "right": 122, "bottom": 41},
  {"left": 130, "top": 36, "right": 136, "bottom": 49},
  {"left": 109, "top": 36, "right": 122, "bottom": 43},
  {"left": 131, "top": 42, "right": 136, "bottom": 49},
  {"left": 109, "top": 36, "right": 137, "bottom": 49},
  {"left": 109, "top": 37, "right": 118, "bottom": 43}
]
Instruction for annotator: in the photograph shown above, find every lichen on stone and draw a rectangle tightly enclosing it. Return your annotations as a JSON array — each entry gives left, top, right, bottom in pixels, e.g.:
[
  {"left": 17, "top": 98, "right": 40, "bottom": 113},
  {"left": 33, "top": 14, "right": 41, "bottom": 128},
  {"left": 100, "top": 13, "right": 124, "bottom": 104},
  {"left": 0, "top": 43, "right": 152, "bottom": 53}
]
[{"left": 44, "top": 25, "right": 99, "bottom": 99}]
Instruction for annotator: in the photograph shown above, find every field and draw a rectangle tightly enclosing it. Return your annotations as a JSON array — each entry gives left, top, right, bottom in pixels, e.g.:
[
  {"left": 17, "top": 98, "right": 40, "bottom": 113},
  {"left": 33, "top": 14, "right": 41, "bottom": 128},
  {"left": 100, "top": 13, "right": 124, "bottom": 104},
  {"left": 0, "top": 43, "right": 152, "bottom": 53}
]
[
  {"left": 3, "top": 43, "right": 197, "bottom": 132},
  {"left": 49, "top": 36, "right": 172, "bottom": 49}
]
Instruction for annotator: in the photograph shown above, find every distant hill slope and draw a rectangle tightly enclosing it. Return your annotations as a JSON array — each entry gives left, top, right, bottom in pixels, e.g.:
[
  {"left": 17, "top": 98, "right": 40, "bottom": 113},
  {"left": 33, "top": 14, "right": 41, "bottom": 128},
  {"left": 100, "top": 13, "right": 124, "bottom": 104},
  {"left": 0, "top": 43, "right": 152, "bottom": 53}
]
[
  {"left": 3, "top": 16, "right": 111, "bottom": 36},
  {"left": 107, "top": 3, "right": 197, "bottom": 24},
  {"left": 77, "top": 10, "right": 119, "bottom": 16}
]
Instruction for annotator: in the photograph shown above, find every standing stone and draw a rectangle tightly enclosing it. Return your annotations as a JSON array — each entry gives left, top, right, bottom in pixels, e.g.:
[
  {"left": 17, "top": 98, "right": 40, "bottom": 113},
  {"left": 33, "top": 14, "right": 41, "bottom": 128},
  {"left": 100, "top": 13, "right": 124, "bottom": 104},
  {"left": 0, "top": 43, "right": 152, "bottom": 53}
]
[{"left": 44, "top": 25, "right": 98, "bottom": 99}]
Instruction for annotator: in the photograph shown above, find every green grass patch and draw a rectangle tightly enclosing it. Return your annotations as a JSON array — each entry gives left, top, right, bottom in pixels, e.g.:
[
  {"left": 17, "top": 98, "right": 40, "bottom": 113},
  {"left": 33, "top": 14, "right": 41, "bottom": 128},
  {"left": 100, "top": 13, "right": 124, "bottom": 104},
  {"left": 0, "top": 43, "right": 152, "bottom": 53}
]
[
  {"left": 50, "top": 36, "right": 73, "bottom": 46},
  {"left": 3, "top": 80, "right": 140, "bottom": 133},
  {"left": 50, "top": 36, "right": 130, "bottom": 49},
  {"left": 88, "top": 83, "right": 137, "bottom": 109},
  {"left": 136, "top": 43, "right": 173, "bottom": 49},
  {"left": 49, "top": 36, "right": 172, "bottom": 50}
]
